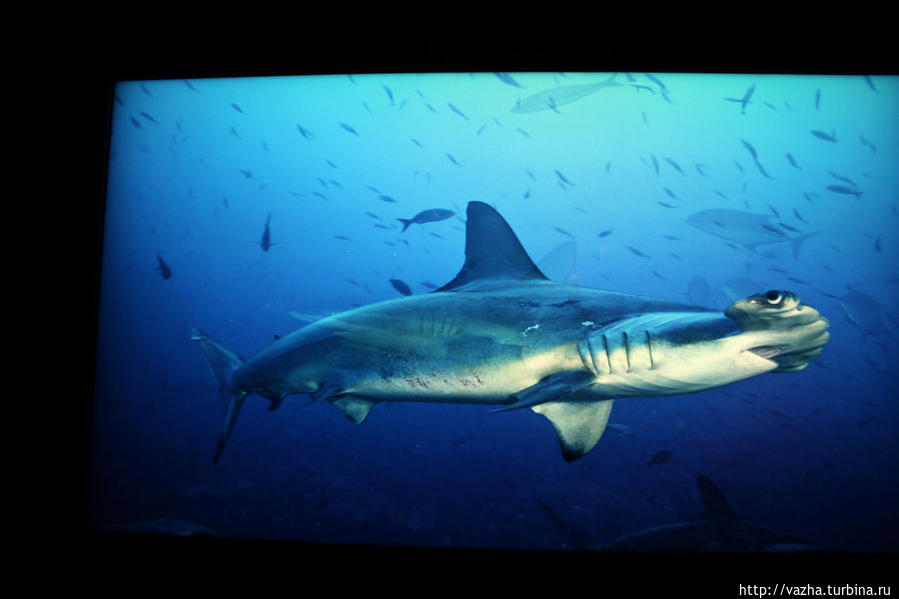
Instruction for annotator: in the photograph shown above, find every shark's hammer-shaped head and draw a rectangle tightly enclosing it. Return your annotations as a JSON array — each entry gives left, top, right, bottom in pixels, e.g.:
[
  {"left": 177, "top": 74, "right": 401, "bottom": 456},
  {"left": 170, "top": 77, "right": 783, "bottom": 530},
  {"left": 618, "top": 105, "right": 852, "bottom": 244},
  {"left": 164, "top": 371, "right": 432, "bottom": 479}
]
[{"left": 725, "top": 290, "right": 830, "bottom": 372}]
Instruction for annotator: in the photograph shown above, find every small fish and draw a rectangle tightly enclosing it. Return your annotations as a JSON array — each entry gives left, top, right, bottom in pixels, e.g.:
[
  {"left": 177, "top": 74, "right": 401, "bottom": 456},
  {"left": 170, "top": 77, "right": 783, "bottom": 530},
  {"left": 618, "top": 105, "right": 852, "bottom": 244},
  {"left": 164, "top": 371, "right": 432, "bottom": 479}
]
[
  {"left": 389, "top": 279, "right": 412, "bottom": 296},
  {"left": 296, "top": 124, "right": 315, "bottom": 140},
  {"left": 741, "top": 139, "right": 758, "bottom": 160},
  {"left": 155, "top": 254, "right": 172, "bottom": 279},
  {"left": 410, "top": 138, "right": 423, "bottom": 148},
  {"left": 379, "top": 195, "right": 397, "bottom": 203},
  {"left": 646, "top": 449, "right": 672, "bottom": 467},
  {"left": 768, "top": 205, "right": 780, "bottom": 218},
  {"left": 129, "top": 116, "right": 142, "bottom": 129},
  {"left": 447, "top": 102, "right": 469, "bottom": 120},
  {"left": 657, "top": 201, "right": 676, "bottom": 209},
  {"left": 493, "top": 72, "right": 523, "bottom": 88},
  {"left": 228, "top": 126, "right": 241, "bottom": 139},
  {"left": 325, "top": 159, "right": 339, "bottom": 169},
  {"left": 694, "top": 164, "right": 708, "bottom": 177},
  {"left": 420, "top": 281, "right": 438, "bottom": 290},
  {"left": 826, "top": 185, "right": 863, "bottom": 198},
  {"left": 139, "top": 83, "right": 152, "bottom": 97},
  {"left": 862, "top": 75, "right": 877, "bottom": 92},
  {"left": 754, "top": 159, "right": 774, "bottom": 180},
  {"left": 778, "top": 222, "right": 801, "bottom": 233},
  {"left": 339, "top": 122, "right": 359, "bottom": 136},
  {"left": 334, "top": 235, "right": 352, "bottom": 241},
  {"left": 516, "top": 127, "right": 531, "bottom": 139},
  {"left": 231, "top": 103, "right": 243, "bottom": 113},
  {"left": 598, "top": 229, "right": 613, "bottom": 238},
  {"left": 553, "top": 226, "right": 575, "bottom": 238},
  {"left": 793, "top": 208, "right": 807, "bottom": 224},
  {"left": 664, "top": 235, "right": 680, "bottom": 241},
  {"left": 476, "top": 124, "right": 486, "bottom": 137},
  {"left": 814, "top": 88, "right": 821, "bottom": 111},
  {"left": 138, "top": 111, "right": 158, "bottom": 124},
  {"left": 828, "top": 170, "right": 857, "bottom": 187},
  {"left": 785, "top": 153, "right": 801, "bottom": 169},
  {"left": 626, "top": 246, "right": 651, "bottom": 259},
  {"left": 630, "top": 84, "right": 656, "bottom": 95},
  {"left": 365, "top": 212, "right": 382, "bottom": 220},
  {"left": 605, "top": 161, "right": 612, "bottom": 173},
  {"left": 663, "top": 188, "right": 678, "bottom": 200},
  {"left": 256, "top": 213, "right": 274, "bottom": 251},
  {"left": 874, "top": 236, "right": 882, "bottom": 253},
  {"left": 643, "top": 73, "right": 667, "bottom": 92},
  {"left": 397, "top": 208, "right": 455, "bottom": 231},
  {"left": 733, "top": 161, "right": 744, "bottom": 176},
  {"left": 446, "top": 153, "right": 461, "bottom": 166},
  {"left": 184, "top": 80, "right": 199, "bottom": 92},
  {"left": 555, "top": 170, "right": 573, "bottom": 186},
  {"left": 650, "top": 154, "right": 659, "bottom": 176},
  {"left": 811, "top": 130, "right": 837, "bottom": 142},
  {"left": 663, "top": 157, "right": 684, "bottom": 175},
  {"left": 382, "top": 84, "right": 394, "bottom": 105},
  {"left": 651, "top": 271, "right": 666, "bottom": 280},
  {"left": 859, "top": 135, "right": 876, "bottom": 154}
]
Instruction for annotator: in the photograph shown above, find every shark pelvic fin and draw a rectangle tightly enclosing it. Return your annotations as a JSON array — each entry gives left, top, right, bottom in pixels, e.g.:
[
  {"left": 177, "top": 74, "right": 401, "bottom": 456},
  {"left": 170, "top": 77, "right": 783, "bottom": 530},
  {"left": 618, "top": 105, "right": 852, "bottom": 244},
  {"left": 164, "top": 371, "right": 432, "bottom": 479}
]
[
  {"left": 491, "top": 370, "right": 595, "bottom": 413},
  {"left": 436, "top": 201, "right": 548, "bottom": 292},
  {"left": 330, "top": 396, "right": 375, "bottom": 424},
  {"left": 532, "top": 398, "right": 614, "bottom": 462}
]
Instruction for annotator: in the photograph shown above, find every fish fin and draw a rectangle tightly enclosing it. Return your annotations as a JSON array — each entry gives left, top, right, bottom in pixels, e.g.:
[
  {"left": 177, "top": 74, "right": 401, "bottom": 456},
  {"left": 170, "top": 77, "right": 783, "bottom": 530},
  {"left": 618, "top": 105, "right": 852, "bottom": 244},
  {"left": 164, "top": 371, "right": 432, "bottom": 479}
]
[
  {"left": 789, "top": 232, "right": 818, "bottom": 259},
  {"left": 696, "top": 475, "right": 739, "bottom": 522},
  {"left": 397, "top": 218, "right": 412, "bottom": 232},
  {"left": 190, "top": 328, "right": 247, "bottom": 464},
  {"left": 436, "top": 201, "right": 548, "bottom": 291},
  {"left": 330, "top": 395, "right": 375, "bottom": 424},
  {"left": 490, "top": 371, "right": 595, "bottom": 413},
  {"left": 532, "top": 398, "right": 614, "bottom": 462}
]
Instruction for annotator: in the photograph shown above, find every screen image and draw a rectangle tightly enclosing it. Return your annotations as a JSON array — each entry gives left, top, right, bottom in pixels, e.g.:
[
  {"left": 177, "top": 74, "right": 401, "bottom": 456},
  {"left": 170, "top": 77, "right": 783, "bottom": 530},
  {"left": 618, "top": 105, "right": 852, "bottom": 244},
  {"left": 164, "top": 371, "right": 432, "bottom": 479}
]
[{"left": 91, "top": 71, "right": 898, "bottom": 554}]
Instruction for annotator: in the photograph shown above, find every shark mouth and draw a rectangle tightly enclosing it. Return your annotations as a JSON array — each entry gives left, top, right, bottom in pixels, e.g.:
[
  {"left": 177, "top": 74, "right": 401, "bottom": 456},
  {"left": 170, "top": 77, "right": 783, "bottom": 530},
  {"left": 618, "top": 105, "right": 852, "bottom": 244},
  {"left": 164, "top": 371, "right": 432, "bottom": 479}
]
[{"left": 747, "top": 345, "right": 788, "bottom": 359}]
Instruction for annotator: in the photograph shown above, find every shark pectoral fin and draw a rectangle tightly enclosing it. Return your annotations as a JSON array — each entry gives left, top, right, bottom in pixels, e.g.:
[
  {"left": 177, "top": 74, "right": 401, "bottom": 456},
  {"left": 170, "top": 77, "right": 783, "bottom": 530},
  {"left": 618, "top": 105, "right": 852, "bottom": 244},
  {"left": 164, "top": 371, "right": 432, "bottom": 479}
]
[
  {"left": 532, "top": 399, "right": 614, "bottom": 462},
  {"left": 330, "top": 396, "right": 375, "bottom": 424},
  {"left": 490, "top": 370, "right": 596, "bottom": 413}
]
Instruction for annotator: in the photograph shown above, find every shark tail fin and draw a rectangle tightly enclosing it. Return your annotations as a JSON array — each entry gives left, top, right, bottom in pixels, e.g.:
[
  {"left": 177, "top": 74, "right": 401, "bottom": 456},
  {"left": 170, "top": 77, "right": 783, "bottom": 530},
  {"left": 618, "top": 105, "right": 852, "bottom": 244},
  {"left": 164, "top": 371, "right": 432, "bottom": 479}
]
[
  {"left": 789, "top": 231, "right": 818, "bottom": 259},
  {"left": 191, "top": 328, "right": 248, "bottom": 463}
]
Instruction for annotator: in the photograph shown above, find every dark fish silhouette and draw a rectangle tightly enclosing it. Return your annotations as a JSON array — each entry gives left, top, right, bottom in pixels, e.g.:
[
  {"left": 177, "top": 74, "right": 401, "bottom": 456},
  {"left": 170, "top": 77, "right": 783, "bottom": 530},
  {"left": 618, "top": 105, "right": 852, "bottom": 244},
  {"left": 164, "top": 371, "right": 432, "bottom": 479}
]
[
  {"left": 663, "top": 157, "right": 684, "bottom": 175},
  {"left": 785, "top": 153, "right": 801, "bottom": 169},
  {"left": 447, "top": 102, "right": 468, "bottom": 120},
  {"left": 647, "top": 449, "right": 672, "bottom": 467},
  {"left": 184, "top": 80, "right": 199, "bottom": 92},
  {"left": 296, "top": 124, "right": 315, "bottom": 140},
  {"left": 446, "top": 153, "right": 461, "bottom": 166},
  {"left": 382, "top": 84, "right": 394, "bottom": 105},
  {"left": 155, "top": 254, "right": 172, "bottom": 279},
  {"left": 793, "top": 209, "right": 807, "bottom": 224},
  {"left": 811, "top": 130, "right": 837, "bottom": 142},
  {"left": 397, "top": 209, "right": 455, "bottom": 232},
  {"left": 339, "top": 122, "right": 359, "bottom": 136},
  {"left": 553, "top": 226, "right": 575, "bottom": 238},
  {"left": 555, "top": 170, "right": 573, "bottom": 185},
  {"left": 814, "top": 88, "right": 821, "bottom": 111},
  {"left": 741, "top": 139, "right": 758, "bottom": 160},
  {"left": 626, "top": 246, "right": 651, "bottom": 258},
  {"left": 389, "top": 279, "right": 412, "bottom": 296},
  {"left": 129, "top": 116, "right": 142, "bottom": 129},
  {"left": 862, "top": 75, "right": 877, "bottom": 92},
  {"left": 493, "top": 72, "right": 523, "bottom": 88},
  {"left": 724, "top": 83, "right": 756, "bottom": 114},
  {"left": 256, "top": 213, "right": 274, "bottom": 251},
  {"left": 231, "top": 103, "right": 243, "bottom": 113},
  {"left": 597, "top": 229, "right": 613, "bottom": 238},
  {"left": 379, "top": 195, "right": 397, "bottom": 203},
  {"left": 825, "top": 185, "right": 863, "bottom": 199},
  {"left": 138, "top": 111, "right": 158, "bottom": 124}
]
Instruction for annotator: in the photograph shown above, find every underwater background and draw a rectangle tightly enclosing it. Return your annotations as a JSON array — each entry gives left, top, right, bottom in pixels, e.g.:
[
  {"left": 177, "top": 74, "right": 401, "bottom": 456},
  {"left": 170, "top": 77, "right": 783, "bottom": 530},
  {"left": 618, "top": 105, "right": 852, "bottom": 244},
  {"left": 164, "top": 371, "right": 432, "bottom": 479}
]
[{"left": 91, "top": 72, "right": 898, "bottom": 552}]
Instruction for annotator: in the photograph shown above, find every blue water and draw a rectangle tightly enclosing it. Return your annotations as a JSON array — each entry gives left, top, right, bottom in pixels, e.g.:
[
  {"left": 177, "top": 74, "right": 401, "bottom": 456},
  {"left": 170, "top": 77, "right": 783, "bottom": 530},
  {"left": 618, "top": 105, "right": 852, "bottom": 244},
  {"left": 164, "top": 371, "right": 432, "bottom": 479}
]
[{"left": 92, "top": 72, "right": 898, "bottom": 552}]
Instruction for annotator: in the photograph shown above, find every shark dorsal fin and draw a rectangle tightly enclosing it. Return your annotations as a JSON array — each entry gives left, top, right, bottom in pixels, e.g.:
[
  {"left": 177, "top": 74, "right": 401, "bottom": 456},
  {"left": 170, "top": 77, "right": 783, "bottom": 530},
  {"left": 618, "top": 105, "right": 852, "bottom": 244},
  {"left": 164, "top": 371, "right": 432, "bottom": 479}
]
[
  {"left": 436, "top": 201, "right": 548, "bottom": 292},
  {"left": 697, "top": 475, "right": 739, "bottom": 522}
]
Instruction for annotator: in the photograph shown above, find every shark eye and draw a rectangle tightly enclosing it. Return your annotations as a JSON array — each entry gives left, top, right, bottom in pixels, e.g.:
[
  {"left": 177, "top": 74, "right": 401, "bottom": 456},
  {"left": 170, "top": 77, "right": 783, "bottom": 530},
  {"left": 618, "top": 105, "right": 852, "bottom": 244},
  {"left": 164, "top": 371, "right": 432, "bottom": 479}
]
[{"left": 765, "top": 290, "right": 782, "bottom": 305}]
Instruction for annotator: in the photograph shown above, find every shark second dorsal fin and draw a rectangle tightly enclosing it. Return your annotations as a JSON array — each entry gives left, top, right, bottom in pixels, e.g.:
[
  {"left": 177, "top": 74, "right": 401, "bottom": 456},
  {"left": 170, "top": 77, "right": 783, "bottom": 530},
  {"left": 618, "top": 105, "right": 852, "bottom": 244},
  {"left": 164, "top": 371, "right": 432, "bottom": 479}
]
[
  {"left": 436, "top": 201, "right": 548, "bottom": 292},
  {"left": 697, "top": 475, "right": 739, "bottom": 522}
]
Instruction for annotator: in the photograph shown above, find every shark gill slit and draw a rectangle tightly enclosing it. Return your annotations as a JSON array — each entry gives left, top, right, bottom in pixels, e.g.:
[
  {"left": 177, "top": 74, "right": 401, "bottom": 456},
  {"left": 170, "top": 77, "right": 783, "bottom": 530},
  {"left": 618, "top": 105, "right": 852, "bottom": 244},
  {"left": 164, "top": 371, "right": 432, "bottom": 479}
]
[
  {"left": 623, "top": 331, "right": 631, "bottom": 372},
  {"left": 602, "top": 333, "right": 612, "bottom": 373},
  {"left": 645, "top": 330, "right": 655, "bottom": 369}
]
